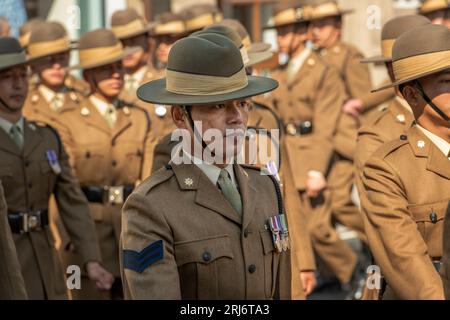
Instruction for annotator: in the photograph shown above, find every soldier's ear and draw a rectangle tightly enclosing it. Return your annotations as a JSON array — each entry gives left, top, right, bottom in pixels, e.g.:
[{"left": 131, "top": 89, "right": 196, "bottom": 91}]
[
  {"left": 401, "top": 83, "right": 421, "bottom": 109},
  {"left": 171, "top": 105, "right": 188, "bottom": 130}
]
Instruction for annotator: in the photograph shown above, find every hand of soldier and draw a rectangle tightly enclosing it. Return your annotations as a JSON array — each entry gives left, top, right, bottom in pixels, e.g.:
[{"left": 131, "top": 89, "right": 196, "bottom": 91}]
[
  {"left": 300, "top": 271, "right": 317, "bottom": 296},
  {"left": 342, "top": 99, "right": 364, "bottom": 118},
  {"left": 86, "top": 261, "right": 115, "bottom": 291},
  {"left": 306, "top": 173, "right": 327, "bottom": 198}
]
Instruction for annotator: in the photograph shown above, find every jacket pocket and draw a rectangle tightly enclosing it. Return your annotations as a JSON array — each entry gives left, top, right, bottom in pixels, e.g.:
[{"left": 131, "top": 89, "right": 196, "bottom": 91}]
[
  {"left": 408, "top": 200, "right": 449, "bottom": 259},
  {"left": 260, "top": 229, "right": 278, "bottom": 298},
  {"left": 174, "top": 235, "right": 234, "bottom": 299}
]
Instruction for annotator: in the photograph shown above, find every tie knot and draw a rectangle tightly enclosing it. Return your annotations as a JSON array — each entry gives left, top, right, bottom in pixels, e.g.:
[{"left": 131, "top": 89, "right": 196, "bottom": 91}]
[
  {"left": 10, "top": 124, "right": 20, "bottom": 134},
  {"left": 219, "top": 169, "right": 230, "bottom": 179}
]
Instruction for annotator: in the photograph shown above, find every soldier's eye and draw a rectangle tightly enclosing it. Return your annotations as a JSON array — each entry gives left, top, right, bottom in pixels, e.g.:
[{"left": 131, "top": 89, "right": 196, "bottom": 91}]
[{"left": 214, "top": 104, "right": 226, "bottom": 109}]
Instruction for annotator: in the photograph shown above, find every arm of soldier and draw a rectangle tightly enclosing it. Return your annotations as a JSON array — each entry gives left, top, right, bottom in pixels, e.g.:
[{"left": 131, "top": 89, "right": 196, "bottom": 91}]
[
  {"left": 121, "top": 192, "right": 181, "bottom": 299},
  {"left": 354, "top": 125, "right": 386, "bottom": 179},
  {"left": 310, "top": 67, "right": 347, "bottom": 174},
  {"left": 0, "top": 181, "right": 28, "bottom": 299},
  {"left": 140, "top": 126, "right": 157, "bottom": 181},
  {"left": 360, "top": 85, "right": 395, "bottom": 113},
  {"left": 362, "top": 156, "right": 444, "bottom": 299},
  {"left": 344, "top": 49, "right": 373, "bottom": 100}
]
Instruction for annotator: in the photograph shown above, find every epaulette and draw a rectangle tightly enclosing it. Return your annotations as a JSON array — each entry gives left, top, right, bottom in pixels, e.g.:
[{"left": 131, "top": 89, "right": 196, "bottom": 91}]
[
  {"left": 371, "top": 135, "right": 409, "bottom": 160},
  {"left": 135, "top": 166, "right": 174, "bottom": 196}
]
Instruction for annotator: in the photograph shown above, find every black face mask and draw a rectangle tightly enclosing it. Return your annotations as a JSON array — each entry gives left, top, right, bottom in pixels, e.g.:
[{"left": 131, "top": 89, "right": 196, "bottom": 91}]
[{"left": 414, "top": 80, "right": 450, "bottom": 122}]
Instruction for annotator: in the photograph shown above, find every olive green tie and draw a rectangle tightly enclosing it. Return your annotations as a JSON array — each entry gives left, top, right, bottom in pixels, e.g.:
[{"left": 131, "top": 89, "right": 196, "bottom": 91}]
[
  {"left": 9, "top": 124, "right": 23, "bottom": 150},
  {"left": 217, "top": 169, "right": 242, "bottom": 215}
]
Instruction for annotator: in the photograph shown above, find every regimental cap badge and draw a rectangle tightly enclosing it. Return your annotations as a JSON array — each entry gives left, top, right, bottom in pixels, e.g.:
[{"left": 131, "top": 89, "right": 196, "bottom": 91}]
[
  {"left": 417, "top": 140, "right": 426, "bottom": 149},
  {"left": 184, "top": 178, "right": 194, "bottom": 187},
  {"left": 396, "top": 114, "right": 406, "bottom": 123}
]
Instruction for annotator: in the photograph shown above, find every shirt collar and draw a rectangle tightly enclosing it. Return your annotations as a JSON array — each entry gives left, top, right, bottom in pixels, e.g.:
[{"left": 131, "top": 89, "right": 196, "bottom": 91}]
[
  {"left": 0, "top": 117, "right": 24, "bottom": 135},
  {"left": 38, "top": 84, "right": 66, "bottom": 104},
  {"left": 416, "top": 125, "right": 450, "bottom": 159},
  {"left": 89, "top": 94, "right": 115, "bottom": 117},
  {"left": 125, "top": 65, "right": 148, "bottom": 84}
]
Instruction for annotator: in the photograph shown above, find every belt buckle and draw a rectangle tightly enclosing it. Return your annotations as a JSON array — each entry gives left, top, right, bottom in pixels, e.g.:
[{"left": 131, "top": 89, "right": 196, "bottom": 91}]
[
  {"left": 108, "top": 186, "right": 124, "bottom": 205},
  {"left": 27, "top": 211, "right": 42, "bottom": 232}
]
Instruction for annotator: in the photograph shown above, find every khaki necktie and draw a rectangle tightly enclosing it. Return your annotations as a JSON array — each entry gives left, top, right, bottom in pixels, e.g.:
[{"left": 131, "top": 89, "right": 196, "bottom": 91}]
[
  {"left": 10, "top": 124, "right": 23, "bottom": 150},
  {"left": 217, "top": 169, "right": 242, "bottom": 215},
  {"left": 104, "top": 104, "right": 116, "bottom": 128},
  {"left": 50, "top": 93, "right": 64, "bottom": 111}
]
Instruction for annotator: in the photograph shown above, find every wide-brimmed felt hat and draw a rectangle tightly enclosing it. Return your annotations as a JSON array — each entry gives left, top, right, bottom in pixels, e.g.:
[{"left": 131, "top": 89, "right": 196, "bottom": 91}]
[
  {"left": 212, "top": 19, "right": 273, "bottom": 67},
  {"left": 19, "top": 18, "right": 45, "bottom": 48},
  {"left": 373, "top": 24, "right": 450, "bottom": 92},
  {"left": 264, "top": 1, "right": 313, "bottom": 29},
  {"left": 308, "top": 0, "right": 354, "bottom": 21},
  {"left": 181, "top": 4, "right": 223, "bottom": 33},
  {"left": 70, "top": 28, "right": 140, "bottom": 70},
  {"left": 361, "top": 15, "right": 431, "bottom": 64},
  {"left": 137, "top": 33, "right": 278, "bottom": 105},
  {"left": 27, "top": 22, "right": 73, "bottom": 61},
  {"left": 152, "top": 12, "right": 188, "bottom": 37},
  {"left": 111, "top": 8, "right": 154, "bottom": 40},
  {"left": 419, "top": 0, "right": 450, "bottom": 14},
  {"left": 0, "top": 37, "right": 29, "bottom": 71}
]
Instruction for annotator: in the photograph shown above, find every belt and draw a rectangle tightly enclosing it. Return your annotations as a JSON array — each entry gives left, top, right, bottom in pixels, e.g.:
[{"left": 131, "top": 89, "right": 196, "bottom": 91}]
[
  {"left": 82, "top": 185, "right": 134, "bottom": 205},
  {"left": 284, "top": 121, "right": 313, "bottom": 136},
  {"left": 8, "top": 210, "right": 49, "bottom": 234}
]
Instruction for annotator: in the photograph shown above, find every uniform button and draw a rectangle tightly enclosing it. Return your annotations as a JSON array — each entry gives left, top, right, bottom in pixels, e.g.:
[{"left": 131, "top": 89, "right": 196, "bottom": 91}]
[
  {"left": 28, "top": 183, "right": 33, "bottom": 189},
  {"left": 248, "top": 264, "right": 256, "bottom": 274},
  {"left": 202, "top": 252, "right": 211, "bottom": 262},
  {"left": 244, "top": 229, "right": 249, "bottom": 238},
  {"left": 85, "top": 151, "right": 91, "bottom": 158},
  {"left": 430, "top": 212, "right": 438, "bottom": 224},
  {"left": 400, "top": 135, "right": 407, "bottom": 141},
  {"left": 112, "top": 160, "right": 117, "bottom": 167}
]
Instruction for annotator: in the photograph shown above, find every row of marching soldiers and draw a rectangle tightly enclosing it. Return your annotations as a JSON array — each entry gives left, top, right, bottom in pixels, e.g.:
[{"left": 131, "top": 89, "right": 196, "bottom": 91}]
[{"left": 0, "top": 0, "right": 449, "bottom": 300}]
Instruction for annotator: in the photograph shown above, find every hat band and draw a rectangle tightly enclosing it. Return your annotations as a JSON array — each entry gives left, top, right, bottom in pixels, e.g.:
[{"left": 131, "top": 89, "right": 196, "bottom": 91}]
[
  {"left": 273, "top": 8, "right": 309, "bottom": 27},
  {"left": 420, "top": 0, "right": 450, "bottom": 13},
  {"left": 112, "top": 19, "right": 147, "bottom": 38},
  {"left": 28, "top": 37, "right": 70, "bottom": 58},
  {"left": 154, "top": 20, "right": 186, "bottom": 35},
  {"left": 78, "top": 42, "right": 123, "bottom": 68},
  {"left": 393, "top": 50, "right": 450, "bottom": 82},
  {"left": 0, "top": 52, "right": 27, "bottom": 69},
  {"left": 19, "top": 32, "right": 31, "bottom": 48},
  {"left": 186, "top": 13, "right": 216, "bottom": 31},
  {"left": 240, "top": 46, "right": 250, "bottom": 65},
  {"left": 311, "top": 2, "right": 342, "bottom": 19},
  {"left": 381, "top": 39, "right": 395, "bottom": 59},
  {"left": 166, "top": 67, "right": 248, "bottom": 96}
]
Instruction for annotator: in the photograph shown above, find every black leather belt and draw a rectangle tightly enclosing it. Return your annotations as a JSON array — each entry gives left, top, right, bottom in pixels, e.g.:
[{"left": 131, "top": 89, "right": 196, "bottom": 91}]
[
  {"left": 82, "top": 185, "right": 134, "bottom": 205},
  {"left": 284, "top": 121, "right": 313, "bottom": 136},
  {"left": 8, "top": 210, "right": 49, "bottom": 234}
]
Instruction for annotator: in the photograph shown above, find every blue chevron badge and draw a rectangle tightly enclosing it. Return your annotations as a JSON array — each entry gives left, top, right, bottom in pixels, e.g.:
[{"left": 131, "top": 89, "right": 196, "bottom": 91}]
[{"left": 123, "top": 240, "right": 164, "bottom": 273}]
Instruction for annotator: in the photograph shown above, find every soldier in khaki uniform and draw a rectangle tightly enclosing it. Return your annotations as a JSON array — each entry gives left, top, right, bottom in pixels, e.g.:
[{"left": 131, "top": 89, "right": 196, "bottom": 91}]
[
  {"left": 0, "top": 180, "right": 28, "bottom": 299},
  {"left": 310, "top": 0, "right": 371, "bottom": 241},
  {"left": 54, "top": 29, "right": 153, "bottom": 299},
  {"left": 121, "top": 32, "right": 291, "bottom": 299},
  {"left": 0, "top": 37, "right": 112, "bottom": 300},
  {"left": 419, "top": 0, "right": 450, "bottom": 28},
  {"left": 361, "top": 24, "right": 450, "bottom": 300},
  {"left": 264, "top": 4, "right": 359, "bottom": 292}
]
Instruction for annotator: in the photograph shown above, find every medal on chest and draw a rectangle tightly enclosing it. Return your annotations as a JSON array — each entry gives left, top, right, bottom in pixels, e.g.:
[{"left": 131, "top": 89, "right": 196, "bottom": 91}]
[{"left": 268, "top": 214, "right": 290, "bottom": 253}]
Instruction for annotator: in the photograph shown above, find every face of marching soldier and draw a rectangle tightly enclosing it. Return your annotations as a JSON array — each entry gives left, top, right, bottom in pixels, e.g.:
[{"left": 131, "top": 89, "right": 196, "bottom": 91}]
[
  {"left": 311, "top": 16, "right": 342, "bottom": 49},
  {"left": 121, "top": 34, "right": 150, "bottom": 71},
  {"left": 172, "top": 99, "right": 253, "bottom": 165},
  {"left": 156, "top": 35, "right": 180, "bottom": 65},
  {"left": 424, "top": 9, "right": 450, "bottom": 28},
  {"left": 402, "top": 69, "right": 450, "bottom": 134},
  {"left": 31, "top": 51, "right": 69, "bottom": 89},
  {"left": 83, "top": 61, "right": 124, "bottom": 99},
  {"left": 0, "top": 65, "right": 28, "bottom": 115},
  {"left": 276, "top": 23, "right": 309, "bottom": 55}
]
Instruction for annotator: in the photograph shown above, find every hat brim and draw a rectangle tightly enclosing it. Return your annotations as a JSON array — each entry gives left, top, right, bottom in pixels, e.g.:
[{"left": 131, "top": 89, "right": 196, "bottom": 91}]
[
  {"left": 246, "top": 51, "right": 274, "bottom": 67},
  {"left": 360, "top": 55, "right": 392, "bottom": 64},
  {"left": 308, "top": 9, "right": 354, "bottom": 21},
  {"left": 248, "top": 42, "right": 271, "bottom": 53},
  {"left": 263, "top": 20, "right": 310, "bottom": 30},
  {"left": 27, "top": 47, "right": 71, "bottom": 62},
  {"left": 0, "top": 53, "right": 29, "bottom": 72},
  {"left": 372, "top": 64, "right": 450, "bottom": 92},
  {"left": 137, "top": 75, "right": 279, "bottom": 105},
  {"left": 68, "top": 46, "right": 141, "bottom": 70},
  {"left": 116, "top": 23, "right": 155, "bottom": 40}
]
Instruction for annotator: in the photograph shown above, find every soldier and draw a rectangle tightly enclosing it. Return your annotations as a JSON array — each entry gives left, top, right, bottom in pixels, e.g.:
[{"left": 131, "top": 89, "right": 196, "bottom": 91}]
[
  {"left": 419, "top": 0, "right": 450, "bottom": 28},
  {"left": 264, "top": 3, "right": 360, "bottom": 295},
  {"left": 53, "top": 29, "right": 153, "bottom": 299},
  {"left": 121, "top": 32, "right": 291, "bottom": 299},
  {"left": 111, "top": 8, "right": 155, "bottom": 100},
  {"left": 0, "top": 180, "right": 27, "bottom": 299},
  {"left": 361, "top": 24, "right": 450, "bottom": 299},
  {"left": 309, "top": 0, "right": 369, "bottom": 259},
  {"left": 0, "top": 37, "right": 113, "bottom": 300}
]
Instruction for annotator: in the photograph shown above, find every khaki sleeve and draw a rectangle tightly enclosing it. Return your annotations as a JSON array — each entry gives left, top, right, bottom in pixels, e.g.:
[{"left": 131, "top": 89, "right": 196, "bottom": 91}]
[
  {"left": 0, "top": 181, "right": 28, "bottom": 300},
  {"left": 443, "top": 204, "right": 450, "bottom": 299},
  {"left": 121, "top": 192, "right": 181, "bottom": 299},
  {"left": 53, "top": 136, "right": 102, "bottom": 265},
  {"left": 360, "top": 86, "right": 395, "bottom": 113},
  {"left": 354, "top": 125, "right": 386, "bottom": 175},
  {"left": 344, "top": 49, "right": 372, "bottom": 100},
  {"left": 362, "top": 156, "right": 444, "bottom": 299},
  {"left": 309, "top": 67, "right": 347, "bottom": 174}
]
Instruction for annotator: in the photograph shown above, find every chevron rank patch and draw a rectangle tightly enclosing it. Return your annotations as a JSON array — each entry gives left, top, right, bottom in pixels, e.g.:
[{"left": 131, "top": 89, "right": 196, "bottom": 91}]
[{"left": 123, "top": 240, "right": 164, "bottom": 273}]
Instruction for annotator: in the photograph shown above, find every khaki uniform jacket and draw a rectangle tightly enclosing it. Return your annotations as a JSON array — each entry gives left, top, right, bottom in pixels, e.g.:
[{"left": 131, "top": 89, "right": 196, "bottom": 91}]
[
  {"left": 54, "top": 97, "right": 153, "bottom": 276},
  {"left": 121, "top": 163, "right": 291, "bottom": 300},
  {"left": 444, "top": 203, "right": 450, "bottom": 299},
  {"left": 0, "top": 180, "right": 28, "bottom": 299},
  {"left": 318, "top": 42, "right": 373, "bottom": 160},
  {"left": 267, "top": 51, "right": 347, "bottom": 190},
  {"left": 0, "top": 120, "right": 100, "bottom": 299},
  {"left": 361, "top": 125, "right": 448, "bottom": 299}
]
